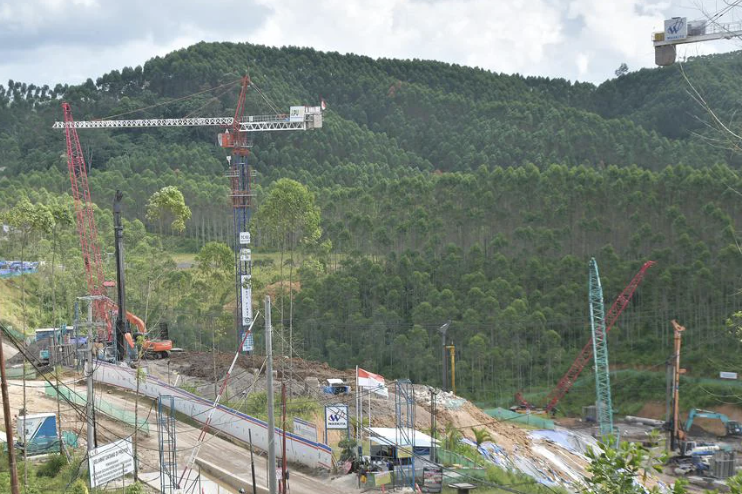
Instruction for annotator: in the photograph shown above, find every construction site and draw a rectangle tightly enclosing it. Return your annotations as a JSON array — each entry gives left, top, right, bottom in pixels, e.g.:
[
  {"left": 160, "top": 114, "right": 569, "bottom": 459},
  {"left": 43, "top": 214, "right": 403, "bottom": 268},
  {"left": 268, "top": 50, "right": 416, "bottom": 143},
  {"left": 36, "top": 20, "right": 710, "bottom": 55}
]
[{"left": 3, "top": 7, "right": 742, "bottom": 494}]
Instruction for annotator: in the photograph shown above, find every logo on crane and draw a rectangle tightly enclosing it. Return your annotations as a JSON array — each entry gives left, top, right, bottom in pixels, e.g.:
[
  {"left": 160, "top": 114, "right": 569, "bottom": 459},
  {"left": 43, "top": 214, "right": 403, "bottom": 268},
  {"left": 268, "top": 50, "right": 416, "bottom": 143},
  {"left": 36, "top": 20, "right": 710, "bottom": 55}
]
[{"left": 665, "top": 17, "right": 688, "bottom": 40}]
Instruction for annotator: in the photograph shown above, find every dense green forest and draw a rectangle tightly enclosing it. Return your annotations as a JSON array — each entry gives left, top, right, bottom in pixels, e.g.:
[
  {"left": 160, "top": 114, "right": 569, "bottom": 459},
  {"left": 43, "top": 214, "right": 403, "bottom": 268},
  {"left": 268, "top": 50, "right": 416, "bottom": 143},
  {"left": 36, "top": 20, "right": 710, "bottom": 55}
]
[{"left": 1, "top": 42, "right": 742, "bottom": 408}]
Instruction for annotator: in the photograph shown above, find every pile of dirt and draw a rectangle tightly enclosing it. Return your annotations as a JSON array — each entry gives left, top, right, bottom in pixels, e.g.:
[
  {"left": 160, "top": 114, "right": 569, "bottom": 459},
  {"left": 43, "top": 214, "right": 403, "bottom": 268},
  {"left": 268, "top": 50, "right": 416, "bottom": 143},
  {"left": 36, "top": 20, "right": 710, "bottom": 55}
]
[
  {"left": 170, "top": 351, "right": 352, "bottom": 383},
  {"left": 6, "top": 340, "right": 41, "bottom": 365}
]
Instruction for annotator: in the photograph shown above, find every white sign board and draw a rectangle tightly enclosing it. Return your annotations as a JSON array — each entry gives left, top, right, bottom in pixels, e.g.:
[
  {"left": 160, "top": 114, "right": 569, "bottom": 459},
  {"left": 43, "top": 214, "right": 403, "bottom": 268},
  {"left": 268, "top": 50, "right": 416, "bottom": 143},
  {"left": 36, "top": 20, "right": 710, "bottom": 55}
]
[
  {"left": 289, "top": 106, "right": 306, "bottom": 122},
  {"left": 241, "top": 275, "right": 252, "bottom": 326},
  {"left": 240, "top": 249, "right": 251, "bottom": 262},
  {"left": 293, "top": 417, "right": 318, "bottom": 442},
  {"left": 325, "top": 405, "right": 349, "bottom": 430},
  {"left": 720, "top": 372, "right": 738, "bottom": 380},
  {"left": 88, "top": 437, "right": 134, "bottom": 488},
  {"left": 239, "top": 231, "right": 251, "bottom": 245},
  {"left": 665, "top": 17, "right": 687, "bottom": 41}
]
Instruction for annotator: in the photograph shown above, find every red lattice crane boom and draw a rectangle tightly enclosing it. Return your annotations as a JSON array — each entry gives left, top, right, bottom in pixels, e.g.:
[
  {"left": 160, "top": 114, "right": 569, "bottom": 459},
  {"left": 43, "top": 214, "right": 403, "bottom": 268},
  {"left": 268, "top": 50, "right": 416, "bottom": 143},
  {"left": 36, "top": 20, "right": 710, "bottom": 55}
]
[
  {"left": 63, "top": 103, "right": 113, "bottom": 339},
  {"left": 63, "top": 103, "right": 106, "bottom": 297},
  {"left": 544, "top": 260, "right": 655, "bottom": 413}
]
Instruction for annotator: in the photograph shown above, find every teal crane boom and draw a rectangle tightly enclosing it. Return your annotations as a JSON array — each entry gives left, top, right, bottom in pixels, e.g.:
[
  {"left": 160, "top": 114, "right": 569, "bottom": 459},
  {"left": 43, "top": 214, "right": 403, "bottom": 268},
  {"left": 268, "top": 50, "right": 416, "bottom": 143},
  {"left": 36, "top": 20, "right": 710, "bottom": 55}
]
[{"left": 589, "top": 258, "right": 614, "bottom": 438}]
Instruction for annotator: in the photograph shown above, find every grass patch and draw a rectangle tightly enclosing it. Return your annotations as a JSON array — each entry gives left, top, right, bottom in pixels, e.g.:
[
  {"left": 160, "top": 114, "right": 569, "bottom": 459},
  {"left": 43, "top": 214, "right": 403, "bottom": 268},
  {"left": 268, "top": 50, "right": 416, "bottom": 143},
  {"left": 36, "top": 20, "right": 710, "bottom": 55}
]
[
  {"left": 225, "top": 391, "right": 320, "bottom": 430},
  {"left": 0, "top": 275, "right": 43, "bottom": 334}
]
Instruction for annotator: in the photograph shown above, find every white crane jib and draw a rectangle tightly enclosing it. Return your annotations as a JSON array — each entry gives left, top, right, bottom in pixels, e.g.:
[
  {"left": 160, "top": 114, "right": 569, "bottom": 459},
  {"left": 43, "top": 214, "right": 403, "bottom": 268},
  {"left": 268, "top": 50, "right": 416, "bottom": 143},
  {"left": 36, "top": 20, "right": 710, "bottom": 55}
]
[{"left": 52, "top": 106, "right": 323, "bottom": 132}]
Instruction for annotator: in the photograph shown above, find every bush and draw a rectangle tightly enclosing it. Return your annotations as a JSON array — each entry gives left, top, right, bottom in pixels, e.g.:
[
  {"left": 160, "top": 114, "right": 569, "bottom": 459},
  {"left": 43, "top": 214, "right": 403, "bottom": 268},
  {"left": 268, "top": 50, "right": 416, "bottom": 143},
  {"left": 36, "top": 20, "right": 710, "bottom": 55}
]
[
  {"left": 36, "top": 453, "right": 66, "bottom": 478},
  {"left": 126, "top": 482, "right": 145, "bottom": 494},
  {"left": 70, "top": 479, "right": 89, "bottom": 494}
]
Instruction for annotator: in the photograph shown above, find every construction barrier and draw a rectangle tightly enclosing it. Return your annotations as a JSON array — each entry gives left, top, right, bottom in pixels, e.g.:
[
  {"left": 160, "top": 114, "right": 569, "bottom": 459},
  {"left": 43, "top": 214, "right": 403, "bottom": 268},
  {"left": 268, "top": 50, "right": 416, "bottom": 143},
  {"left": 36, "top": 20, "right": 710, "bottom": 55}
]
[
  {"left": 6, "top": 363, "right": 36, "bottom": 379},
  {"left": 44, "top": 382, "right": 150, "bottom": 434},
  {"left": 483, "top": 407, "right": 555, "bottom": 430},
  {"left": 93, "top": 362, "right": 333, "bottom": 470}
]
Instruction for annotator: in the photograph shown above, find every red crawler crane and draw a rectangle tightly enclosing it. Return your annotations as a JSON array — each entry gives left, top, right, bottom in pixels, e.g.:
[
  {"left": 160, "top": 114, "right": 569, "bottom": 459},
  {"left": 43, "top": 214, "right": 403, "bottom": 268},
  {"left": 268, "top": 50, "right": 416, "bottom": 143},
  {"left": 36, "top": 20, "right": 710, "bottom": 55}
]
[
  {"left": 543, "top": 260, "right": 655, "bottom": 414},
  {"left": 62, "top": 103, "right": 170, "bottom": 355}
]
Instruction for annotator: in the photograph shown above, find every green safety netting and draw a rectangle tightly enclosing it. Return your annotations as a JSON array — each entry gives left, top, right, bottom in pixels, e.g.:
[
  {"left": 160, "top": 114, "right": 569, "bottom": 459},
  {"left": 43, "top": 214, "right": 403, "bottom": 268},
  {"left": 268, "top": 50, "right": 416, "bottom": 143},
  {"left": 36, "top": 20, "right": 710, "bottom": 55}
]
[
  {"left": 45, "top": 383, "right": 149, "bottom": 434},
  {"left": 483, "top": 407, "right": 555, "bottom": 430}
]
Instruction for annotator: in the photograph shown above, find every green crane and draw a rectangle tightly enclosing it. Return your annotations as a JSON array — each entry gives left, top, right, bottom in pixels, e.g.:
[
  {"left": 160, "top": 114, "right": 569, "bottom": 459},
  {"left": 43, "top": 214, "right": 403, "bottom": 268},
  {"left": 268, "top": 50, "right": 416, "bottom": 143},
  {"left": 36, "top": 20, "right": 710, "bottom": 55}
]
[{"left": 589, "top": 258, "right": 615, "bottom": 439}]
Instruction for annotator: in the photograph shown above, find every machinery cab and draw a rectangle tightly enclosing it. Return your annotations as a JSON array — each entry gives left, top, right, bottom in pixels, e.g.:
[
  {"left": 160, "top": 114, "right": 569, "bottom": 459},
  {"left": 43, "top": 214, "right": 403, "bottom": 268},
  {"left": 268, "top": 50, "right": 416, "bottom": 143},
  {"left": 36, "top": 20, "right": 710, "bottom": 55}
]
[
  {"left": 726, "top": 421, "right": 742, "bottom": 436},
  {"left": 323, "top": 378, "right": 350, "bottom": 395}
]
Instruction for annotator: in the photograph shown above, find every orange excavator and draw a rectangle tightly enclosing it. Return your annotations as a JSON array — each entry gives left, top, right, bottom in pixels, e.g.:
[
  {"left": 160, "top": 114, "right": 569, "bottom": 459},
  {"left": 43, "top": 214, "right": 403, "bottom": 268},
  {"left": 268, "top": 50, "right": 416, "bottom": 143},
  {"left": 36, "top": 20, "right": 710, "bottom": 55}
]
[{"left": 123, "top": 312, "right": 172, "bottom": 359}]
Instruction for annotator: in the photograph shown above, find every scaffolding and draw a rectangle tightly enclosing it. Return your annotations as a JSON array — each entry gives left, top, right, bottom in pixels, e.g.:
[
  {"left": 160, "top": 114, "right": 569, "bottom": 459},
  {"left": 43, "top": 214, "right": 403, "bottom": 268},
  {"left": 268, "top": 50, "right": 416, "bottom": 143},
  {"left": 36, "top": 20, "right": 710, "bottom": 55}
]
[
  {"left": 158, "top": 395, "right": 178, "bottom": 493},
  {"left": 395, "top": 379, "right": 415, "bottom": 488}
]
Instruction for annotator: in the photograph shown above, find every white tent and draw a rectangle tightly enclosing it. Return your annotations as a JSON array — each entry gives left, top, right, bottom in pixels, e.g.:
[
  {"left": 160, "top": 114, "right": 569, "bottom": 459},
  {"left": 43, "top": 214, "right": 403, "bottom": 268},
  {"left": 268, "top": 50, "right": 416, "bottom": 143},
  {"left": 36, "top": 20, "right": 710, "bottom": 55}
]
[{"left": 368, "top": 427, "right": 438, "bottom": 448}]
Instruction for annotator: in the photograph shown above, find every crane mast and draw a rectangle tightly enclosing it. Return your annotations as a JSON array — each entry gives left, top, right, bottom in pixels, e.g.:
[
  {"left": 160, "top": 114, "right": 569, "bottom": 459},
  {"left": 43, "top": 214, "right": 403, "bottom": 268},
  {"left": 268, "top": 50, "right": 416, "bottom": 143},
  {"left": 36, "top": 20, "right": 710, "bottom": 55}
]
[
  {"left": 589, "top": 258, "right": 614, "bottom": 439},
  {"left": 224, "top": 76, "right": 256, "bottom": 350}
]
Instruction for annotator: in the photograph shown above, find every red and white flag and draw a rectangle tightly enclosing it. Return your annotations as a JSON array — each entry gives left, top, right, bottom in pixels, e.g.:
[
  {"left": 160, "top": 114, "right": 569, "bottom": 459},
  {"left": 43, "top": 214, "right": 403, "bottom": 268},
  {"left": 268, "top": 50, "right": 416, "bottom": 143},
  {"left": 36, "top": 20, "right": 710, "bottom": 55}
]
[{"left": 358, "top": 368, "right": 388, "bottom": 397}]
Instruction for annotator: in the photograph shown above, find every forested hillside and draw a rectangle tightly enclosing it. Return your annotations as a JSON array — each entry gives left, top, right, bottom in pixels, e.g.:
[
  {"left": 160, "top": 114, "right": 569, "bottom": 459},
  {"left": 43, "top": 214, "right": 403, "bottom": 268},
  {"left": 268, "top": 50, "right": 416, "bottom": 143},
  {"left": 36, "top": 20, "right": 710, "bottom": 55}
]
[{"left": 1, "top": 42, "right": 742, "bottom": 406}]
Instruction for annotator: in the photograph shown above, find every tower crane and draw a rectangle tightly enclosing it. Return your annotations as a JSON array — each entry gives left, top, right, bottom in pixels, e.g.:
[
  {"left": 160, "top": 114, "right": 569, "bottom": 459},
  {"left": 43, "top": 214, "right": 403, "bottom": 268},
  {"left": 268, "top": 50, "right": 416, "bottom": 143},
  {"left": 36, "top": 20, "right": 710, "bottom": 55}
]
[
  {"left": 653, "top": 14, "right": 742, "bottom": 66},
  {"left": 55, "top": 76, "right": 324, "bottom": 354},
  {"left": 541, "top": 260, "right": 655, "bottom": 414}
]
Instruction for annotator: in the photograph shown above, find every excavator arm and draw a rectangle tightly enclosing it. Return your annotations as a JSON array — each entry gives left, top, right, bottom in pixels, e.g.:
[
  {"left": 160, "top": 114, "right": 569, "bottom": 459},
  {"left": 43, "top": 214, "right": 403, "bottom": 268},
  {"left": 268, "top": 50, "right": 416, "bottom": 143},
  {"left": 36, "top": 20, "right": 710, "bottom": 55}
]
[{"left": 685, "top": 409, "right": 730, "bottom": 431}]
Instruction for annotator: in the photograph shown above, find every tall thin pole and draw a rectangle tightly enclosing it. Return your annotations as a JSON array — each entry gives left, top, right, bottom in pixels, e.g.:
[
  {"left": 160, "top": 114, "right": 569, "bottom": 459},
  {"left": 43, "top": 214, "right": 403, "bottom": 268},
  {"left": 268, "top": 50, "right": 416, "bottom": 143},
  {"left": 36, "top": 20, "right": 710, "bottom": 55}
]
[
  {"left": 281, "top": 383, "right": 287, "bottom": 494},
  {"left": 0, "top": 328, "right": 21, "bottom": 494},
  {"left": 441, "top": 332, "right": 447, "bottom": 392},
  {"left": 355, "top": 366, "right": 360, "bottom": 447},
  {"left": 430, "top": 388, "right": 437, "bottom": 463},
  {"left": 56, "top": 344, "right": 63, "bottom": 455},
  {"left": 249, "top": 430, "right": 257, "bottom": 494},
  {"left": 212, "top": 324, "right": 217, "bottom": 400},
  {"left": 113, "top": 190, "right": 127, "bottom": 362},
  {"left": 265, "top": 296, "right": 277, "bottom": 494},
  {"left": 671, "top": 320, "right": 685, "bottom": 451},
  {"left": 86, "top": 301, "right": 96, "bottom": 452},
  {"left": 448, "top": 346, "right": 456, "bottom": 395}
]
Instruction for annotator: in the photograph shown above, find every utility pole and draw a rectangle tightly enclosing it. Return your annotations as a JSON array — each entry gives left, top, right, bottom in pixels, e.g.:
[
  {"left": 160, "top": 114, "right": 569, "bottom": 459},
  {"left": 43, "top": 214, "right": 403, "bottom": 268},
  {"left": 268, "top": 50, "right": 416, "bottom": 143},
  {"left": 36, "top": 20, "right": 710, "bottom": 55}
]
[
  {"left": 671, "top": 320, "right": 686, "bottom": 451},
  {"left": 430, "top": 388, "right": 437, "bottom": 463},
  {"left": 249, "top": 430, "right": 257, "bottom": 494},
  {"left": 281, "top": 382, "right": 288, "bottom": 494},
  {"left": 265, "top": 296, "right": 277, "bottom": 494},
  {"left": 438, "top": 321, "right": 450, "bottom": 392},
  {"left": 0, "top": 326, "right": 21, "bottom": 494},
  {"left": 86, "top": 300, "right": 96, "bottom": 452}
]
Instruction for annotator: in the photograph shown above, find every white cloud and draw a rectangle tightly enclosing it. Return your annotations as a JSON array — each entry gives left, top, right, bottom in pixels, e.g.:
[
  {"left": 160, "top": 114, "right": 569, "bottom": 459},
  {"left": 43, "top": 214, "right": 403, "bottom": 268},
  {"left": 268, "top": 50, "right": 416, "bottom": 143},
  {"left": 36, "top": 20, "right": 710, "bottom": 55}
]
[
  {"left": 0, "top": 0, "right": 739, "bottom": 87},
  {"left": 576, "top": 52, "right": 590, "bottom": 77},
  {"left": 252, "top": 0, "right": 565, "bottom": 76}
]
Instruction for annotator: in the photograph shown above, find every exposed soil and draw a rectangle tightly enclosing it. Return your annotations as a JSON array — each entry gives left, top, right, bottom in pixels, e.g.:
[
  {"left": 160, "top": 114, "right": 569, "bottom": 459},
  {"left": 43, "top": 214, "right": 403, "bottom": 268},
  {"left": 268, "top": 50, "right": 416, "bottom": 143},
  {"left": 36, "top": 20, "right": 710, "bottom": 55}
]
[{"left": 170, "top": 351, "right": 350, "bottom": 382}]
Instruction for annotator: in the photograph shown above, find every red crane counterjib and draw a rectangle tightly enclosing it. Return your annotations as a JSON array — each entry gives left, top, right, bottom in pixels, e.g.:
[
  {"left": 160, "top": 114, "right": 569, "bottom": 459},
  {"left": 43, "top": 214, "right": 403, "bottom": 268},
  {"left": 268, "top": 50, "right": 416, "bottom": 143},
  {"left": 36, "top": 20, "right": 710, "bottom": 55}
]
[{"left": 544, "top": 260, "right": 655, "bottom": 413}]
